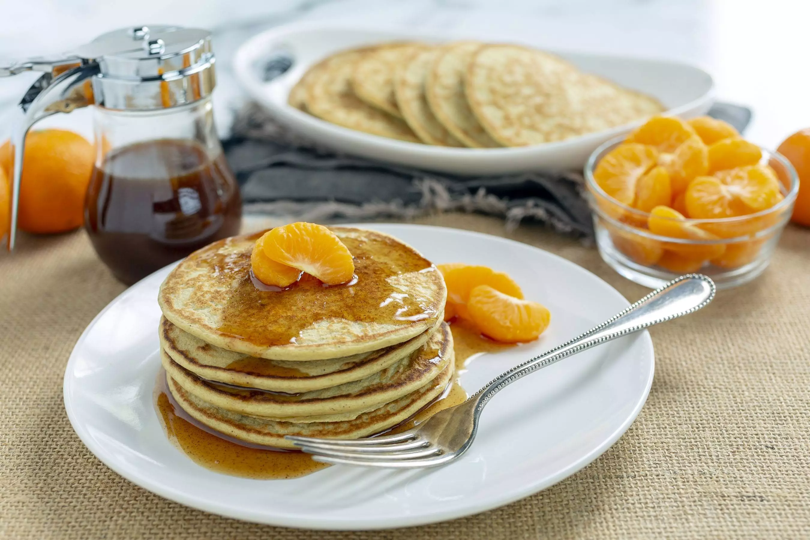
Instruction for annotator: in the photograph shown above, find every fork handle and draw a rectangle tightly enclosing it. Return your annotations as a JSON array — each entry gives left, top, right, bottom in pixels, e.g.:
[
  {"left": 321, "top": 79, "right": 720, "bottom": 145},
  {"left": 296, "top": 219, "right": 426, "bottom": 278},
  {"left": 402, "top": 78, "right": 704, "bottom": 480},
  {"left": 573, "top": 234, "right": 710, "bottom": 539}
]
[{"left": 471, "top": 274, "right": 716, "bottom": 412}]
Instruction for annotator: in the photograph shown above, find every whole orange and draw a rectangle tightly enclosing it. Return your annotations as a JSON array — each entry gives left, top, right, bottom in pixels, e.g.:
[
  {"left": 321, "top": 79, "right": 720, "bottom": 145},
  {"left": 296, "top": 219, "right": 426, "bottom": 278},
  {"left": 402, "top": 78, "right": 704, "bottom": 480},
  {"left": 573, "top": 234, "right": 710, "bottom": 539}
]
[
  {"left": 776, "top": 129, "right": 810, "bottom": 227},
  {"left": 0, "top": 130, "right": 95, "bottom": 234},
  {"left": 0, "top": 167, "right": 9, "bottom": 242}
]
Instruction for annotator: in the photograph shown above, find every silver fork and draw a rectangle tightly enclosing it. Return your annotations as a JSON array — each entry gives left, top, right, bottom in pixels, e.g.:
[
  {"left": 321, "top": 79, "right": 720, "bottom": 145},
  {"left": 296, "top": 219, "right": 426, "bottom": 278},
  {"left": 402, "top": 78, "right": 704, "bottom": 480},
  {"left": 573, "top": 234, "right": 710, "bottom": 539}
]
[{"left": 287, "top": 274, "right": 715, "bottom": 468}]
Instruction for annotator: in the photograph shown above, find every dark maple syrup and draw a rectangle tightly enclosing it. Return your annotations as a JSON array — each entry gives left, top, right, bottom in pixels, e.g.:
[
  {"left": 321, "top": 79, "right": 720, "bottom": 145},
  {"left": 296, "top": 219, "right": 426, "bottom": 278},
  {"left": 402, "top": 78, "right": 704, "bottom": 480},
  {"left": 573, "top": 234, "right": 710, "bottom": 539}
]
[{"left": 85, "top": 139, "right": 241, "bottom": 285}]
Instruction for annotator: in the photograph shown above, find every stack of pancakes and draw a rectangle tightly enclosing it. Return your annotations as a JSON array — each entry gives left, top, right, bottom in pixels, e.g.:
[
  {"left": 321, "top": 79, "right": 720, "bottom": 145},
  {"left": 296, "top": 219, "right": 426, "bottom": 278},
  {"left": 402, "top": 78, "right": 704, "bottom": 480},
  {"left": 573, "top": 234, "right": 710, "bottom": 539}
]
[
  {"left": 289, "top": 41, "right": 664, "bottom": 147},
  {"left": 157, "top": 227, "right": 451, "bottom": 449}
]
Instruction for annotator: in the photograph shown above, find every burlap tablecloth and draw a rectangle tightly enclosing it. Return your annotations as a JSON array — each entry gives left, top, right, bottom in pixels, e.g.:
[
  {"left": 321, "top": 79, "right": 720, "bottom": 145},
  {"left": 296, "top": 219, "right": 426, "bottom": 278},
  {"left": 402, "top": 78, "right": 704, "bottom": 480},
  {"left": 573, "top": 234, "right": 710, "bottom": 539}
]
[{"left": 1, "top": 213, "right": 809, "bottom": 539}]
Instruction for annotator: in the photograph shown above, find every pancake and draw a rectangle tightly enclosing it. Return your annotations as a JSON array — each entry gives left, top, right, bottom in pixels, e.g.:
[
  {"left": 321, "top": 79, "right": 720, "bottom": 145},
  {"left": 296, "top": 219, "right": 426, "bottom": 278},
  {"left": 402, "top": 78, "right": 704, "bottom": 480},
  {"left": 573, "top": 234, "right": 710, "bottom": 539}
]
[
  {"left": 161, "top": 322, "right": 453, "bottom": 419},
  {"left": 158, "top": 227, "right": 446, "bottom": 361},
  {"left": 351, "top": 43, "right": 425, "bottom": 118},
  {"left": 166, "top": 358, "right": 454, "bottom": 449},
  {"left": 426, "top": 42, "right": 500, "bottom": 148},
  {"left": 465, "top": 44, "right": 664, "bottom": 146},
  {"left": 160, "top": 316, "right": 439, "bottom": 393},
  {"left": 304, "top": 47, "right": 421, "bottom": 142},
  {"left": 394, "top": 48, "right": 464, "bottom": 147}
]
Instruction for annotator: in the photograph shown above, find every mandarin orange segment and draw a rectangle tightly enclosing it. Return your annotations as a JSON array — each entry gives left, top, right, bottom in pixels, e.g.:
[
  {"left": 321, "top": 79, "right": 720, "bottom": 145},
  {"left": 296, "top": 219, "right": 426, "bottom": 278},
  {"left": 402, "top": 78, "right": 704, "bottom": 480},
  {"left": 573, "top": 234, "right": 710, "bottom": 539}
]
[
  {"left": 443, "top": 301, "right": 458, "bottom": 322},
  {"left": 648, "top": 205, "right": 726, "bottom": 260},
  {"left": 657, "top": 251, "right": 706, "bottom": 273},
  {"left": 661, "top": 136, "right": 709, "bottom": 194},
  {"left": 715, "top": 165, "right": 784, "bottom": 212},
  {"left": 609, "top": 228, "right": 664, "bottom": 266},
  {"left": 593, "top": 143, "right": 658, "bottom": 206},
  {"left": 443, "top": 265, "right": 524, "bottom": 320},
  {"left": 251, "top": 234, "right": 303, "bottom": 287},
  {"left": 634, "top": 166, "right": 672, "bottom": 212},
  {"left": 261, "top": 222, "right": 355, "bottom": 285},
  {"left": 467, "top": 285, "right": 550, "bottom": 343},
  {"left": 688, "top": 116, "right": 739, "bottom": 145},
  {"left": 708, "top": 138, "right": 762, "bottom": 173},
  {"left": 685, "top": 176, "right": 749, "bottom": 219},
  {"left": 625, "top": 116, "right": 697, "bottom": 153},
  {"left": 710, "top": 239, "right": 766, "bottom": 269},
  {"left": 672, "top": 191, "right": 689, "bottom": 216}
]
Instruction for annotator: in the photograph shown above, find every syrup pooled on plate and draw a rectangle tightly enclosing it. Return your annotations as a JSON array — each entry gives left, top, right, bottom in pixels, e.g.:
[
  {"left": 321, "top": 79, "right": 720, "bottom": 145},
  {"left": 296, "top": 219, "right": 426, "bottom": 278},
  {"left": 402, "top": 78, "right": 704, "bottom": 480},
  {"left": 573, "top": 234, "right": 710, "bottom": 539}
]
[{"left": 154, "top": 372, "right": 328, "bottom": 480}]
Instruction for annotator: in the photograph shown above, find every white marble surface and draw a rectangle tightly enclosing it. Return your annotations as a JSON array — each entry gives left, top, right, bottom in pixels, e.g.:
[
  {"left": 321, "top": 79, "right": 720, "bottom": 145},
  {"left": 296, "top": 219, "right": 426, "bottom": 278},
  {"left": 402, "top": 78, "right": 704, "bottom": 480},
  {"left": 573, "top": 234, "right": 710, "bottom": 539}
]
[{"left": 0, "top": 0, "right": 808, "bottom": 148}]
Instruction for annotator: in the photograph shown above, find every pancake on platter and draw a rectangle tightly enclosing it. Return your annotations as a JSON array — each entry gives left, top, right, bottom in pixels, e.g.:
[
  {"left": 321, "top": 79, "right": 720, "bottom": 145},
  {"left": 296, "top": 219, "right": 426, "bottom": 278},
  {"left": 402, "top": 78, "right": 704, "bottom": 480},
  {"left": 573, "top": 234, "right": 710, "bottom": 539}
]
[
  {"left": 426, "top": 42, "right": 500, "bottom": 148},
  {"left": 465, "top": 44, "right": 664, "bottom": 146},
  {"left": 351, "top": 42, "right": 426, "bottom": 118},
  {"left": 161, "top": 322, "right": 453, "bottom": 419},
  {"left": 395, "top": 47, "right": 464, "bottom": 147},
  {"left": 303, "top": 47, "right": 421, "bottom": 142},
  {"left": 166, "top": 358, "right": 455, "bottom": 450},
  {"left": 158, "top": 227, "right": 446, "bottom": 361},
  {"left": 160, "top": 316, "right": 440, "bottom": 393}
]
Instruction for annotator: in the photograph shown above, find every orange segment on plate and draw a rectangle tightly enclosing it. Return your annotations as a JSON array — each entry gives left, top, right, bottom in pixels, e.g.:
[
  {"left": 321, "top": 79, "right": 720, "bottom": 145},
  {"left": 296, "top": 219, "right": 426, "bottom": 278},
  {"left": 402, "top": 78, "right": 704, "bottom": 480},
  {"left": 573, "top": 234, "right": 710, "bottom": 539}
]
[
  {"left": 707, "top": 138, "right": 762, "bottom": 173},
  {"left": 442, "top": 265, "right": 524, "bottom": 320},
  {"left": 261, "top": 222, "right": 355, "bottom": 285},
  {"left": 251, "top": 233, "right": 303, "bottom": 287},
  {"left": 443, "top": 301, "right": 457, "bottom": 322},
  {"left": 467, "top": 285, "right": 550, "bottom": 343},
  {"left": 688, "top": 116, "right": 739, "bottom": 145},
  {"left": 660, "top": 136, "right": 709, "bottom": 194},
  {"left": 593, "top": 143, "right": 659, "bottom": 206},
  {"left": 648, "top": 206, "right": 725, "bottom": 260},
  {"left": 625, "top": 116, "right": 697, "bottom": 153},
  {"left": 634, "top": 166, "right": 672, "bottom": 212}
]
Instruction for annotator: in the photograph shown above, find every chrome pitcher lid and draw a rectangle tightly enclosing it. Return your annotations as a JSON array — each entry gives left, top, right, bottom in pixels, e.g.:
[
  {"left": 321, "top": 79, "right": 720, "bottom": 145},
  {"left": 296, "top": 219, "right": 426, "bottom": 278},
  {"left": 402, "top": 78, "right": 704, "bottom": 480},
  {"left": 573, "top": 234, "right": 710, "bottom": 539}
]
[{"left": 75, "top": 25, "right": 216, "bottom": 111}]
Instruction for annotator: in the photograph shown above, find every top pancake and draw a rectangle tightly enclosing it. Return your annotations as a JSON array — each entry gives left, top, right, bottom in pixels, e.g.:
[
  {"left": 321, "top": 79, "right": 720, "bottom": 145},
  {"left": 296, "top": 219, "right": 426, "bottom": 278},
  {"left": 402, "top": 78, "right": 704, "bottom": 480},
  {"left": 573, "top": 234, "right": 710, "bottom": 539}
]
[
  {"left": 465, "top": 44, "right": 664, "bottom": 146},
  {"left": 158, "top": 227, "right": 446, "bottom": 361}
]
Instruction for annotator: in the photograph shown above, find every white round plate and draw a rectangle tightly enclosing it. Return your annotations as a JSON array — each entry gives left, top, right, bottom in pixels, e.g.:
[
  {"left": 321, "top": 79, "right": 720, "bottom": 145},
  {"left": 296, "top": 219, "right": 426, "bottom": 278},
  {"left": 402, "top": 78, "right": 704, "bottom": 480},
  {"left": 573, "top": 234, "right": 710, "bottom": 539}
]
[
  {"left": 64, "top": 225, "right": 654, "bottom": 530},
  {"left": 233, "top": 22, "right": 713, "bottom": 175}
]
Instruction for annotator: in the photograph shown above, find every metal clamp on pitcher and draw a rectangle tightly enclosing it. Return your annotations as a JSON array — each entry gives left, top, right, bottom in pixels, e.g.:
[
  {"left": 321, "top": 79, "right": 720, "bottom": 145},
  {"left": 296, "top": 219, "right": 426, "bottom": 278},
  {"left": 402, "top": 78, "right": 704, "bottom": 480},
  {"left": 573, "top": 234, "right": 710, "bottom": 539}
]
[{"left": 0, "top": 25, "right": 242, "bottom": 284}]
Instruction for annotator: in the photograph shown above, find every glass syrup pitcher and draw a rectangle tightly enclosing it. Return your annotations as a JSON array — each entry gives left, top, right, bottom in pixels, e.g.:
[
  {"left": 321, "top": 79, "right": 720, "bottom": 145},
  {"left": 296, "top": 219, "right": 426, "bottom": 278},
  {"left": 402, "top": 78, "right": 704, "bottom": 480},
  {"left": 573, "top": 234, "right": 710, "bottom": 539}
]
[{"left": 0, "top": 25, "right": 242, "bottom": 284}]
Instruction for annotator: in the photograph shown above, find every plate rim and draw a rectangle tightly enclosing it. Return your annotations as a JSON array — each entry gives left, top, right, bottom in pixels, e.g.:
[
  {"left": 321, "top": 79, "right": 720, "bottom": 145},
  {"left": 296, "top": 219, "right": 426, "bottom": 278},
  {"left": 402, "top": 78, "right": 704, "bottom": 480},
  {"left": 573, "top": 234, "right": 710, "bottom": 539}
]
[
  {"left": 63, "top": 224, "right": 655, "bottom": 530},
  {"left": 232, "top": 21, "right": 714, "bottom": 160}
]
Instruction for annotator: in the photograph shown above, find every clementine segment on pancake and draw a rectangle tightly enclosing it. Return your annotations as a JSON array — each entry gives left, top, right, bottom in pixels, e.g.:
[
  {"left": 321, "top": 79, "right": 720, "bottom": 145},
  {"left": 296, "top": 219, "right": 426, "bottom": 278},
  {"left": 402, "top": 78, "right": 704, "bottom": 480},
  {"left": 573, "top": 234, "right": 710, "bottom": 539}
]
[
  {"left": 251, "top": 234, "right": 303, "bottom": 287},
  {"left": 260, "top": 222, "right": 355, "bottom": 286}
]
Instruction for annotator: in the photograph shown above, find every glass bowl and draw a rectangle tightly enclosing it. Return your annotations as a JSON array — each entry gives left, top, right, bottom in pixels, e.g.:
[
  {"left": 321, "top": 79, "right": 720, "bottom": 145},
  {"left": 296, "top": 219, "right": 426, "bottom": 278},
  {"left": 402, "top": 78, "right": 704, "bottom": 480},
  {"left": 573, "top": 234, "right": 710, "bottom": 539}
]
[{"left": 585, "top": 137, "right": 799, "bottom": 289}]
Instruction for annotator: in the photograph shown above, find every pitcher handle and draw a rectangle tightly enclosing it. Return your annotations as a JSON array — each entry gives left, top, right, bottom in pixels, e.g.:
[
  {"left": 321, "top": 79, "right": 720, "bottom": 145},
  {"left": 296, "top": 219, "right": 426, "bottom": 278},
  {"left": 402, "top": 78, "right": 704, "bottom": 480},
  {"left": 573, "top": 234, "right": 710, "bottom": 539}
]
[{"left": 5, "top": 61, "right": 99, "bottom": 250}]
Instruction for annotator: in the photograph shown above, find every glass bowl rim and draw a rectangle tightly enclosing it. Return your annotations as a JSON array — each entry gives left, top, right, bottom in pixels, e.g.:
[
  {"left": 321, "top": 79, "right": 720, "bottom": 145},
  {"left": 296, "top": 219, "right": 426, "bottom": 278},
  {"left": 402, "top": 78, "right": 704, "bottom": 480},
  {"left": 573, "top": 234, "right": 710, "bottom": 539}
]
[{"left": 584, "top": 135, "right": 800, "bottom": 226}]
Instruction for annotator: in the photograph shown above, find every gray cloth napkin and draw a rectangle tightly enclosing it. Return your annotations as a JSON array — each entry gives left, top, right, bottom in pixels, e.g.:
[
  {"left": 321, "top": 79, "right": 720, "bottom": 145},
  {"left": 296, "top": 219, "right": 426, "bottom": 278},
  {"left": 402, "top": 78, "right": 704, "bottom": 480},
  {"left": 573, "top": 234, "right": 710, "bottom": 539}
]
[{"left": 223, "top": 102, "right": 751, "bottom": 238}]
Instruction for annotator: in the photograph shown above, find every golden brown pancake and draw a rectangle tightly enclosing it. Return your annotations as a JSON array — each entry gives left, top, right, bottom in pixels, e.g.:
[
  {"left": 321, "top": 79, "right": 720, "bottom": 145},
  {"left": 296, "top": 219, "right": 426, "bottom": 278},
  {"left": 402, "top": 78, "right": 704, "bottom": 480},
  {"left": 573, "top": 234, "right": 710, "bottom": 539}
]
[
  {"left": 160, "top": 316, "right": 440, "bottom": 393},
  {"left": 166, "top": 358, "right": 454, "bottom": 449},
  {"left": 161, "top": 323, "right": 453, "bottom": 419},
  {"left": 158, "top": 227, "right": 446, "bottom": 361}
]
